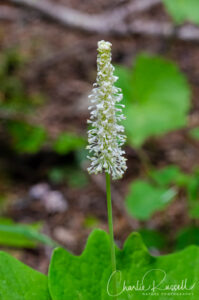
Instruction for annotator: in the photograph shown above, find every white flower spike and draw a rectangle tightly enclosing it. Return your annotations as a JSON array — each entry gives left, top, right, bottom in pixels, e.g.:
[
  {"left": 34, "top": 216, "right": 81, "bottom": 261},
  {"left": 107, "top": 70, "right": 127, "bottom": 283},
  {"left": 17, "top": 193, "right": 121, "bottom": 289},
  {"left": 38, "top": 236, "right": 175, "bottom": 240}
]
[{"left": 87, "top": 40, "right": 127, "bottom": 180}]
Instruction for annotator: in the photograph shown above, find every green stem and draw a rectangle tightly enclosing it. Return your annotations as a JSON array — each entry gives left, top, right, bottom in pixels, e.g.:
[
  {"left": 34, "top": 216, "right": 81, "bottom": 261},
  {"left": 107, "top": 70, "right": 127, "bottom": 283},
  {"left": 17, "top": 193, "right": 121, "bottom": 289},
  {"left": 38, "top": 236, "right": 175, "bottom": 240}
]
[{"left": 105, "top": 172, "right": 117, "bottom": 298}]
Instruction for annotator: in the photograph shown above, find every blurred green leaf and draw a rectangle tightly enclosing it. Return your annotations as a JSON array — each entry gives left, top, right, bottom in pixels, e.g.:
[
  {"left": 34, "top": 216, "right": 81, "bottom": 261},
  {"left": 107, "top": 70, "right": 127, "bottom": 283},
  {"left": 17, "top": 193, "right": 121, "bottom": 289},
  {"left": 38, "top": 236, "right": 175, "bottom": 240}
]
[
  {"left": 0, "top": 48, "right": 24, "bottom": 76},
  {"left": 75, "top": 148, "right": 89, "bottom": 168},
  {"left": 125, "top": 180, "right": 176, "bottom": 220},
  {"left": 189, "top": 127, "right": 199, "bottom": 140},
  {"left": 187, "top": 176, "right": 199, "bottom": 203},
  {"left": 138, "top": 228, "right": 167, "bottom": 250},
  {"left": 66, "top": 168, "right": 89, "bottom": 188},
  {"left": 0, "top": 77, "right": 30, "bottom": 113},
  {"left": 163, "top": 0, "right": 199, "bottom": 25},
  {"left": 189, "top": 204, "right": 199, "bottom": 219},
  {"left": 115, "top": 54, "right": 190, "bottom": 147},
  {"left": 53, "top": 132, "right": 86, "bottom": 155},
  {"left": 114, "top": 65, "right": 133, "bottom": 102},
  {"left": 7, "top": 121, "right": 47, "bottom": 153},
  {"left": 0, "top": 49, "right": 40, "bottom": 115},
  {"left": 176, "top": 227, "right": 199, "bottom": 250},
  {"left": 175, "top": 172, "right": 191, "bottom": 187},
  {"left": 48, "top": 167, "right": 67, "bottom": 184},
  {"left": 83, "top": 215, "right": 99, "bottom": 229},
  {"left": 183, "top": 170, "right": 199, "bottom": 219},
  {"left": 48, "top": 166, "right": 89, "bottom": 188},
  {"left": 0, "top": 217, "right": 15, "bottom": 225},
  {"left": 0, "top": 220, "right": 57, "bottom": 248},
  {"left": 147, "top": 166, "right": 199, "bottom": 220},
  {"left": 150, "top": 165, "right": 182, "bottom": 186}
]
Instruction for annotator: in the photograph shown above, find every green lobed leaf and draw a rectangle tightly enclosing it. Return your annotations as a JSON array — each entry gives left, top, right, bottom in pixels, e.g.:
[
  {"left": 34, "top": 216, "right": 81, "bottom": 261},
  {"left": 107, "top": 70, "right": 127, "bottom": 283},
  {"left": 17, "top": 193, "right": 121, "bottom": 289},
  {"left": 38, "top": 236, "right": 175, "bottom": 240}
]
[
  {"left": 0, "top": 251, "right": 51, "bottom": 300},
  {"left": 49, "top": 229, "right": 199, "bottom": 300},
  {"left": 115, "top": 54, "right": 191, "bottom": 147},
  {"left": 49, "top": 230, "right": 111, "bottom": 300},
  {"left": 163, "top": 0, "right": 199, "bottom": 25},
  {"left": 125, "top": 180, "right": 176, "bottom": 220}
]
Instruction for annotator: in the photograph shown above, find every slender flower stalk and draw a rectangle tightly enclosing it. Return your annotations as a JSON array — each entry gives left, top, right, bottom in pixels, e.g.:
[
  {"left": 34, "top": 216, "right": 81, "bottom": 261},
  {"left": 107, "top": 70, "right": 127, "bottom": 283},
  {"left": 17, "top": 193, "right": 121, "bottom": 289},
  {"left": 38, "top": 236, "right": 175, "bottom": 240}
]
[
  {"left": 106, "top": 172, "right": 117, "bottom": 297},
  {"left": 87, "top": 40, "right": 127, "bottom": 297}
]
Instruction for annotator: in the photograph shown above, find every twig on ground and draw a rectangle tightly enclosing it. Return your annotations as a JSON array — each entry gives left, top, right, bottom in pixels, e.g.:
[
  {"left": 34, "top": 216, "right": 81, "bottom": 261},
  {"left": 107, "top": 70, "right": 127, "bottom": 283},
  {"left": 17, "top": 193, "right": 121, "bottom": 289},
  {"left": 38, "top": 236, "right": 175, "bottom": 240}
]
[
  {"left": 6, "top": 0, "right": 161, "bottom": 34},
  {"left": 2, "top": 0, "right": 199, "bottom": 41},
  {"left": 129, "top": 20, "right": 199, "bottom": 42}
]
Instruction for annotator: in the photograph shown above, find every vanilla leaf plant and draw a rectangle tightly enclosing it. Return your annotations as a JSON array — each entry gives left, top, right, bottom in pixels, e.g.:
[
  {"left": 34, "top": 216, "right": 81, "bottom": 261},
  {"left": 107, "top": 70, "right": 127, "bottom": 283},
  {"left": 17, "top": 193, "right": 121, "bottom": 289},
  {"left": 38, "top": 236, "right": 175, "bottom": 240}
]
[
  {"left": 86, "top": 40, "right": 127, "bottom": 297},
  {"left": 0, "top": 41, "right": 199, "bottom": 300}
]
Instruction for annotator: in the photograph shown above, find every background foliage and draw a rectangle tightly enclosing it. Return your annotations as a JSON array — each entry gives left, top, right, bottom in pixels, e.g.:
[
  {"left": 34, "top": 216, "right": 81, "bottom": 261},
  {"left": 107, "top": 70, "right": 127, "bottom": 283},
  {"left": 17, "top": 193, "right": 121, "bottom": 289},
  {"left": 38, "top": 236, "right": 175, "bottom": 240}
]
[{"left": 1, "top": 0, "right": 199, "bottom": 298}]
